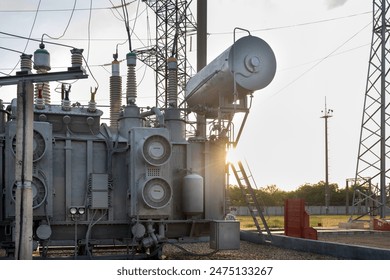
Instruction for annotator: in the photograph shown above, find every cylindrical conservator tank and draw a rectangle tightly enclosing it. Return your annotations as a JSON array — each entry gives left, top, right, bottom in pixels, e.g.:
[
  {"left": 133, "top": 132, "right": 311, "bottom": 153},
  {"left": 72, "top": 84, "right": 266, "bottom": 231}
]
[
  {"left": 185, "top": 35, "right": 276, "bottom": 109},
  {"left": 182, "top": 173, "right": 204, "bottom": 215},
  {"left": 33, "top": 44, "right": 51, "bottom": 71}
]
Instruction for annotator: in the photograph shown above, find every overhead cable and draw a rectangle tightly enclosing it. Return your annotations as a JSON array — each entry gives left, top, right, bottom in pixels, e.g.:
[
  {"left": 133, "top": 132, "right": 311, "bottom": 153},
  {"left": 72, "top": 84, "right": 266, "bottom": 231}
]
[
  {"left": 41, "top": 0, "right": 78, "bottom": 41},
  {"left": 271, "top": 21, "right": 372, "bottom": 98},
  {"left": 209, "top": 11, "right": 371, "bottom": 35}
]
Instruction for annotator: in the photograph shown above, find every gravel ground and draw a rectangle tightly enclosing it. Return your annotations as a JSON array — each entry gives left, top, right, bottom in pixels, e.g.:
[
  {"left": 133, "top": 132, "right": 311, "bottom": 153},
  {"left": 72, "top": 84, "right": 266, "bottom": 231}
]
[
  {"left": 161, "top": 230, "right": 390, "bottom": 260},
  {"left": 161, "top": 240, "right": 337, "bottom": 260},
  {"left": 2, "top": 230, "right": 388, "bottom": 260}
]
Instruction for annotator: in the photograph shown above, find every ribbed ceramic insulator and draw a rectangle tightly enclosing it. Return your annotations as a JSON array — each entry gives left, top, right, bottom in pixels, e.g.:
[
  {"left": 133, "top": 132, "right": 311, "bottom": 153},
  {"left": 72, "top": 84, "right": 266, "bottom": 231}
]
[
  {"left": 71, "top": 49, "right": 83, "bottom": 68},
  {"left": 168, "top": 68, "right": 178, "bottom": 107},
  {"left": 20, "top": 54, "right": 33, "bottom": 72},
  {"left": 110, "top": 75, "right": 122, "bottom": 129},
  {"left": 35, "top": 98, "right": 45, "bottom": 110},
  {"left": 126, "top": 64, "right": 137, "bottom": 105},
  {"left": 88, "top": 101, "right": 97, "bottom": 113},
  {"left": 62, "top": 99, "right": 71, "bottom": 111},
  {"left": 34, "top": 69, "right": 51, "bottom": 105}
]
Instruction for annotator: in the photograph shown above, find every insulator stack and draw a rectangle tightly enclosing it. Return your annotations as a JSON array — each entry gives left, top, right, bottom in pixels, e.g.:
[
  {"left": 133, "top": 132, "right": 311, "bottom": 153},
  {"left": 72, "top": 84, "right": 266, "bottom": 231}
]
[
  {"left": 61, "top": 99, "right": 71, "bottom": 111},
  {"left": 110, "top": 59, "right": 122, "bottom": 130},
  {"left": 35, "top": 85, "right": 45, "bottom": 110},
  {"left": 34, "top": 71, "right": 50, "bottom": 105},
  {"left": 126, "top": 52, "right": 137, "bottom": 105},
  {"left": 167, "top": 57, "right": 178, "bottom": 107},
  {"left": 61, "top": 84, "right": 72, "bottom": 111},
  {"left": 35, "top": 97, "right": 45, "bottom": 110},
  {"left": 34, "top": 44, "right": 51, "bottom": 105},
  {"left": 88, "top": 100, "right": 97, "bottom": 113},
  {"left": 70, "top": 48, "right": 84, "bottom": 68},
  {"left": 20, "top": 54, "right": 33, "bottom": 72},
  {"left": 88, "top": 87, "right": 97, "bottom": 113}
]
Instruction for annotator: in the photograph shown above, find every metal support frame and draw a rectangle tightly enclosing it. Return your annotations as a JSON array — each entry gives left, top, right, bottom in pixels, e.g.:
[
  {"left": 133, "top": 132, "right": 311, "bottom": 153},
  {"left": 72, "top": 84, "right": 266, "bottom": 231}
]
[
  {"left": 354, "top": 0, "right": 390, "bottom": 219},
  {"left": 138, "top": 0, "right": 196, "bottom": 109}
]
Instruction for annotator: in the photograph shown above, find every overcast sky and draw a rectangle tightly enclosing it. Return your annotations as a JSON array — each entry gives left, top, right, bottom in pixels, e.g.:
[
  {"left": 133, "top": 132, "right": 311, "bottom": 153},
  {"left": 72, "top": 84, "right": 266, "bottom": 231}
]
[{"left": 0, "top": 0, "right": 373, "bottom": 191}]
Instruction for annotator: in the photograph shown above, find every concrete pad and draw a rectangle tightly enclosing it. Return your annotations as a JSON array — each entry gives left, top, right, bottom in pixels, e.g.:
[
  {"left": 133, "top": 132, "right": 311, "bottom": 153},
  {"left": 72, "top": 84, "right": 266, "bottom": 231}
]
[{"left": 339, "top": 222, "right": 366, "bottom": 229}]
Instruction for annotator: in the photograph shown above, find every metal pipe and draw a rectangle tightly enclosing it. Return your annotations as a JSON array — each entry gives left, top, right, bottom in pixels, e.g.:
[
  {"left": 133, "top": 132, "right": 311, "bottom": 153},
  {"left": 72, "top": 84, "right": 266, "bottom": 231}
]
[{"left": 140, "top": 107, "right": 165, "bottom": 127}]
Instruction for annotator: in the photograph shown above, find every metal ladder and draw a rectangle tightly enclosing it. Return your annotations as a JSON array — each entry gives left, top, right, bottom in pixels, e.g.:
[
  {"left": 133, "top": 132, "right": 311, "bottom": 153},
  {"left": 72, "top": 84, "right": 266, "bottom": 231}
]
[{"left": 230, "top": 160, "right": 272, "bottom": 242}]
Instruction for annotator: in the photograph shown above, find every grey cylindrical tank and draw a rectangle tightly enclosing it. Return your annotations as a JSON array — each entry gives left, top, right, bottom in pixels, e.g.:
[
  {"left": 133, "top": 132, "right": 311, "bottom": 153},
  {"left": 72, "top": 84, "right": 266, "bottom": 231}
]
[
  {"left": 185, "top": 35, "right": 276, "bottom": 108},
  {"left": 34, "top": 46, "right": 51, "bottom": 71},
  {"left": 182, "top": 173, "right": 204, "bottom": 215}
]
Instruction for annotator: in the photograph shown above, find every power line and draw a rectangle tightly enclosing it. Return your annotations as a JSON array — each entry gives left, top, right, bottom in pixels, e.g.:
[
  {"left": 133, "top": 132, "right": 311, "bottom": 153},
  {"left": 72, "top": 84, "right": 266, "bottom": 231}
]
[
  {"left": 130, "top": 0, "right": 142, "bottom": 38},
  {"left": 0, "top": 6, "right": 118, "bottom": 13},
  {"left": 0, "top": 31, "right": 76, "bottom": 49},
  {"left": 278, "top": 43, "right": 370, "bottom": 73},
  {"left": 270, "top": 21, "right": 371, "bottom": 97},
  {"left": 86, "top": 0, "right": 93, "bottom": 62},
  {"left": 23, "top": 0, "right": 41, "bottom": 52},
  {"left": 209, "top": 11, "right": 371, "bottom": 35},
  {"left": 0, "top": 46, "right": 24, "bottom": 54},
  {"left": 121, "top": 0, "right": 133, "bottom": 51},
  {"left": 41, "top": 0, "right": 78, "bottom": 41},
  {"left": 5, "top": 0, "right": 42, "bottom": 76},
  {"left": 0, "top": 36, "right": 151, "bottom": 42},
  {"left": 108, "top": 0, "right": 126, "bottom": 21}
]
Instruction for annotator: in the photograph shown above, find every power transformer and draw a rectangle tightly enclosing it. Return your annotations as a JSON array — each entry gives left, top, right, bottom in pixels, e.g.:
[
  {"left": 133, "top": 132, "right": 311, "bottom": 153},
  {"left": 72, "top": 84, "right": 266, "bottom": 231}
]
[{"left": 0, "top": 35, "right": 276, "bottom": 259}]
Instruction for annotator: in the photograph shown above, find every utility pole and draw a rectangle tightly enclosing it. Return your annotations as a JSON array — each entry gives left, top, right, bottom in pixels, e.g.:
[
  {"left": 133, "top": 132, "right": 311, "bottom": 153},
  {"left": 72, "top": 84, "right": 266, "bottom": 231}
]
[
  {"left": 321, "top": 98, "right": 333, "bottom": 214},
  {"left": 14, "top": 70, "right": 34, "bottom": 260},
  {"left": 197, "top": 0, "right": 207, "bottom": 72}
]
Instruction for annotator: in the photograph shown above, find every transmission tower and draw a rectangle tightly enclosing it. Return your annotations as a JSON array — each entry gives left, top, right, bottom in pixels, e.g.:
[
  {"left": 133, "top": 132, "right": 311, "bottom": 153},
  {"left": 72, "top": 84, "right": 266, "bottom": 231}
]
[
  {"left": 138, "top": 0, "right": 196, "bottom": 109},
  {"left": 354, "top": 0, "right": 390, "bottom": 219}
]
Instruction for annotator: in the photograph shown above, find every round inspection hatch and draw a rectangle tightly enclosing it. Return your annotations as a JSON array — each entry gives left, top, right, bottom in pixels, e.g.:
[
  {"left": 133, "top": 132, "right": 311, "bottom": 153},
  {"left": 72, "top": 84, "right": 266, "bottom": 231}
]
[
  {"left": 12, "top": 176, "right": 47, "bottom": 209},
  {"left": 142, "top": 178, "right": 172, "bottom": 209},
  {"left": 142, "top": 135, "right": 171, "bottom": 166},
  {"left": 12, "top": 130, "right": 46, "bottom": 162}
]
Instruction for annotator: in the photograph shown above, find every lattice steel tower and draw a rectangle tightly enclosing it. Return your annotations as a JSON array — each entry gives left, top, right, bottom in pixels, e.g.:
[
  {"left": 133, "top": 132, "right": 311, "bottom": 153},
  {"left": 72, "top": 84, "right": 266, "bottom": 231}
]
[
  {"left": 354, "top": 0, "right": 390, "bottom": 219},
  {"left": 139, "top": 0, "right": 196, "bottom": 109}
]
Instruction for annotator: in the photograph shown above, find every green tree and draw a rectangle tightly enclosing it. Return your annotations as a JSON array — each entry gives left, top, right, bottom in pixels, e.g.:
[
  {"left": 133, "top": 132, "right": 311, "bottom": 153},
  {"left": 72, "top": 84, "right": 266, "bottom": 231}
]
[
  {"left": 290, "top": 181, "right": 341, "bottom": 206},
  {"left": 258, "top": 185, "right": 288, "bottom": 206},
  {"left": 226, "top": 185, "right": 245, "bottom": 206},
  {"left": 226, "top": 181, "right": 352, "bottom": 207}
]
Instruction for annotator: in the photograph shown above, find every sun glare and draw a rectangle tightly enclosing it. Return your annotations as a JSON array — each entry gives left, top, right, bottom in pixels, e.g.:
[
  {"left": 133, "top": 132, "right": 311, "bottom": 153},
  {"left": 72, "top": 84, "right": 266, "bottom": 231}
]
[{"left": 226, "top": 147, "right": 243, "bottom": 164}]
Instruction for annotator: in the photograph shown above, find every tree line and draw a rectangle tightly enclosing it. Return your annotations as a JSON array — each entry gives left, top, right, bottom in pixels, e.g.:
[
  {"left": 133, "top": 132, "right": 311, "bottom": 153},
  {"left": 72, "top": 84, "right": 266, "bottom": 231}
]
[{"left": 227, "top": 181, "right": 353, "bottom": 207}]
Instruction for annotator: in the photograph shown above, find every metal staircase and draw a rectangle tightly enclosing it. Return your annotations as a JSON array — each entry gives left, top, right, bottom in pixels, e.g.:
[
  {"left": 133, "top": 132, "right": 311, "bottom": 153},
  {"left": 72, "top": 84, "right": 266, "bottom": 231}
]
[{"left": 230, "top": 160, "right": 272, "bottom": 242}]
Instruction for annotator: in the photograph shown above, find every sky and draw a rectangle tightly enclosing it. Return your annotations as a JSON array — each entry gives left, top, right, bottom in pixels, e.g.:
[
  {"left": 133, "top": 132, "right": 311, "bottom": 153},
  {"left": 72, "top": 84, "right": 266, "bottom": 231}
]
[{"left": 0, "top": 0, "right": 374, "bottom": 191}]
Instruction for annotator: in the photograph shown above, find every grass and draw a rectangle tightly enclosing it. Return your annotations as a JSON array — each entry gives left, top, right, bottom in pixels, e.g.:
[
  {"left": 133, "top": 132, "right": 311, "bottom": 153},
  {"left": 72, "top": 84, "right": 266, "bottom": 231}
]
[{"left": 236, "top": 215, "right": 360, "bottom": 229}]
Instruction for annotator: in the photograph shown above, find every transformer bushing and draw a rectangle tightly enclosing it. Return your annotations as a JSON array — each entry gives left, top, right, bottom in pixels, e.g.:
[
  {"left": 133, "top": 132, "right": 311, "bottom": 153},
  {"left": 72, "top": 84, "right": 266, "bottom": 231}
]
[
  {"left": 126, "top": 52, "right": 137, "bottom": 105},
  {"left": 110, "top": 58, "right": 122, "bottom": 129},
  {"left": 20, "top": 54, "right": 33, "bottom": 73},
  {"left": 167, "top": 57, "right": 178, "bottom": 107},
  {"left": 70, "top": 48, "right": 84, "bottom": 68}
]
